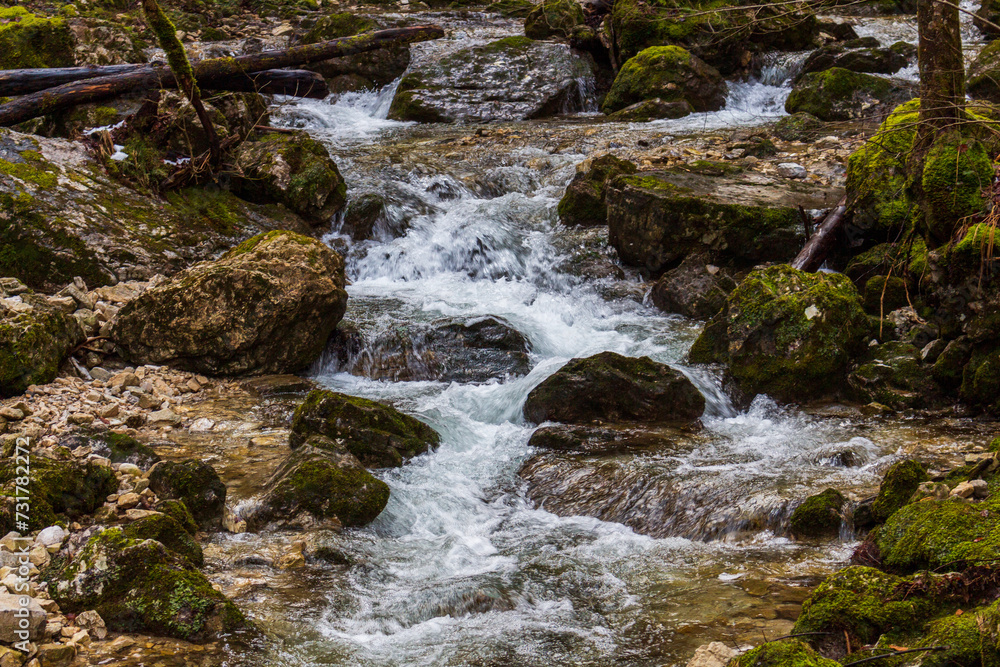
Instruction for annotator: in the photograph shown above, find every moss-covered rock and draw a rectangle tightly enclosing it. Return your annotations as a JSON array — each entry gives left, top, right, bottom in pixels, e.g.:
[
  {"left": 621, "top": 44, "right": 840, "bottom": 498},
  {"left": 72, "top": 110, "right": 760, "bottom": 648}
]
[
  {"left": 969, "top": 39, "right": 1000, "bottom": 102},
  {"left": 730, "top": 639, "right": 841, "bottom": 667},
  {"left": 247, "top": 440, "right": 390, "bottom": 530},
  {"left": 558, "top": 154, "right": 638, "bottom": 226},
  {"left": 0, "top": 293, "right": 83, "bottom": 397},
  {"left": 0, "top": 457, "right": 116, "bottom": 532},
  {"left": 785, "top": 67, "right": 913, "bottom": 121},
  {"left": 798, "top": 43, "right": 909, "bottom": 79},
  {"left": 920, "top": 130, "right": 993, "bottom": 244},
  {"left": 124, "top": 514, "right": 203, "bottom": 566},
  {"left": 154, "top": 499, "right": 198, "bottom": 536},
  {"left": 917, "top": 604, "right": 1000, "bottom": 667},
  {"left": 844, "top": 240, "right": 927, "bottom": 289},
  {"left": 523, "top": 351, "right": 705, "bottom": 424},
  {"left": 870, "top": 459, "right": 927, "bottom": 524},
  {"left": 602, "top": 46, "right": 726, "bottom": 114},
  {"left": 112, "top": 230, "right": 348, "bottom": 376},
  {"left": 789, "top": 488, "right": 847, "bottom": 539},
  {"left": 524, "top": 0, "right": 585, "bottom": 40},
  {"left": 148, "top": 460, "right": 227, "bottom": 530},
  {"left": 772, "top": 112, "right": 827, "bottom": 142},
  {"left": 53, "top": 528, "right": 248, "bottom": 641},
  {"left": 290, "top": 389, "right": 440, "bottom": 468},
  {"left": 862, "top": 275, "right": 910, "bottom": 315},
  {"left": 605, "top": 98, "right": 694, "bottom": 121},
  {"left": 689, "top": 265, "right": 870, "bottom": 402},
  {"left": 848, "top": 341, "right": 936, "bottom": 409},
  {"left": 0, "top": 7, "right": 74, "bottom": 69},
  {"left": 233, "top": 132, "right": 347, "bottom": 225}
]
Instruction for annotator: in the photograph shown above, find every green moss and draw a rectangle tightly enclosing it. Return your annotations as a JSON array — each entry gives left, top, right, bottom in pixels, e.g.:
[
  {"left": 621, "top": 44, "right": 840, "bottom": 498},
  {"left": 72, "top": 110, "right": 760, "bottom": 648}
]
[
  {"left": 785, "top": 67, "right": 896, "bottom": 121},
  {"left": 148, "top": 460, "right": 226, "bottom": 529},
  {"left": 732, "top": 640, "right": 841, "bottom": 667},
  {"left": 124, "top": 514, "right": 203, "bottom": 566},
  {"left": 290, "top": 390, "right": 440, "bottom": 468},
  {"left": 946, "top": 223, "right": 999, "bottom": 277},
  {"left": 871, "top": 460, "right": 927, "bottom": 524},
  {"left": 524, "top": 0, "right": 585, "bottom": 40},
  {"left": 793, "top": 566, "right": 935, "bottom": 644},
  {"left": 960, "top": 347, "right": 1000, "bottom": 411},
  {"left": 558, "top": 155, "right": 637, "bottom": 226},
  {"left": 602, "top": 46, "right": 725, "bottom": 114},
  {"left": 301, "top": 12, "right": 376, "bottom": 44},
  {"left": 921, "top": 130, "right": 992, "bottom": 244},
  {"left": 0, "top": 8, "right": 74, "bottom": 69},
  {"left": 154, "top": 499, "right": 199, "bottom": 536},
  {"left": 0, "top": 458, "right": 115, "bottom": 531},
  {"left": 142, "top": 0, "right": 201, "bottom": 106},
  {"left": 917, "top": 603, "right": 1000, "bottom": 667},
  {"left": 266, "top": 454, "right": 389, "bottom": 527},
  {"left": 0, "top": 299, "right": 81, "bottom": 397},
  {"left": 789, "top": 488, "right": 846, "bottom": 538}
]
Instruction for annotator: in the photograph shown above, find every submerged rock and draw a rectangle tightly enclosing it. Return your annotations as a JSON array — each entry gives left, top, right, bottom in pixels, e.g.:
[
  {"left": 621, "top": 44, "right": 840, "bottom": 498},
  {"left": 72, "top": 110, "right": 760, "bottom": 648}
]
[
  {"left": 247, "top": 440, "right": 390, "bottom": 531},
  {"left": 388, "top": 36, "right": 594, "bottom": 123},
  {"left": 148, "top": 460, "right": 227, "bottom": 530},
  {"left": 112, "top": 231, "right": 348, "bottom": 376},
  {"left": 522, "top": 351, "right": 705, "bottom": 423},
  {"left": 689, "top": 265, "right": 870, "bottom": 402},
  {"left": 785, "top": 67, "right": 913, "bottom": 121},
  {"left": 290, "top": 389, "right": 440, "bottom": 468},
  {"left": 602, "top": 46, "right": 727, "bottom": 114},
  {"left": 0, "top": 292, "right": 83, "bottom": 397},
  {"left": 53, "top": 528, "right": 248, "bottom": 642},
  {"left": 557, "top": 154, "right": 637, "bottom": 227}
]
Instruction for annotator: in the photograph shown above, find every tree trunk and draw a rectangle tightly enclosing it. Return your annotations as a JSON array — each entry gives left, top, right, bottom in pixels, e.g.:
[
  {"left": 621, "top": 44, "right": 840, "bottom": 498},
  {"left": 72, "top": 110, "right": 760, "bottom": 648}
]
[
  {"left": 0, "top": 25, "right": 444, "bottom": 127},
  {"left": 912, "top": 0, "right": 965, "bottom": 160}
]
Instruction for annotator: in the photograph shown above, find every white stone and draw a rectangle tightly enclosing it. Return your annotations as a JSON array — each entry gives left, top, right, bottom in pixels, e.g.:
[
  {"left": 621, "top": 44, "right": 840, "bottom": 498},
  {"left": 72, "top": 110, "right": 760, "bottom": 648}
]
[
  {"left": 190, "top": 417, "right": 215, "bottom": 433},
  {"left": 74, "top": 610, "right": 107, "bottom": 640},
  {"left": 804, "top": 304, "right": 821, "bottom": 320},
  {"left": 35, "top": 526, "right": 66, "bottom": 549},
  {"left": 686, "top": 642, "right": 738, "bottom": 667},
  {"left": 777, "top": 162, "right": 807, "bottom": 179}
]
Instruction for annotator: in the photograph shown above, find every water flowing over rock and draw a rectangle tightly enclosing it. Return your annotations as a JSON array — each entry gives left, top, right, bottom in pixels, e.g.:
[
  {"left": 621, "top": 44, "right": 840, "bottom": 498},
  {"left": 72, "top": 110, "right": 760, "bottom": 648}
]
[
  {"left": 523, "top": 351, "right": 704, "bottom": 423},
  {"left": 112, "top": 231, "right": 348, "bottom": 376},
  {"left": 290, "top": 389, "right": 440, "bottom": 468},
  {"left": 0, "top": 290, "right": 83, "bottom": 397},
  {"left": 388, "top": 36, "right": 595, "bottom": 122},
  {"left": 689, "top": 265, "right": 870, "bottom": 402}
]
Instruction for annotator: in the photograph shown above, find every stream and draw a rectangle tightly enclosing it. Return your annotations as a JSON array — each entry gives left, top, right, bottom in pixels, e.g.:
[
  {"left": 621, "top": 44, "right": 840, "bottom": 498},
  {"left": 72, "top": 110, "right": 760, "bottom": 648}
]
[{"left": 191, "top": 9, "right": 996, "bottom": 666}]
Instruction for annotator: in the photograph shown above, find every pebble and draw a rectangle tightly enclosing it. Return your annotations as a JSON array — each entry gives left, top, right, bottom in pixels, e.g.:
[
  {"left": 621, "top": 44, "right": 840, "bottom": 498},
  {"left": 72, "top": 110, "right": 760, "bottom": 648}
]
[{"left": 952, "top": 479, "right": 989, "bottom": 499}]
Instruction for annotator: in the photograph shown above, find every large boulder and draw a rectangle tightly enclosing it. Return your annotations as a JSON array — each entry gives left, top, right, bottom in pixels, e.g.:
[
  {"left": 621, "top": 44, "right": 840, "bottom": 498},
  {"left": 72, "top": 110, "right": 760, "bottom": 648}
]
[
  {"left": 0, "top": 291, "right": 83, "bottom": 397},
  {"left": 605, "top": 169, "right": 840, "bottom": 275},
  {"left": 290, "top": 389, "right": 440, "bottom": 468},
  {"left": 0, "top": 458, "right": 117, "bottom": 532},
  {"left": 797, "top": 42, "right": 909, "bottom": 79},
  {"left": 53, "top": 528, "right": 248, "bottom": 642},
  {"left": 112, "top": 231, "right": 348, "bottom": 376},
  {"left": 601, "top": 46, "right": 727, "bottom": 114},
  {"left": 147, "top": 460, "right": 227, "bottom": 530},
  {"left": 649, "top": 252, "right": 739, "bottom": 319},
  {"left": 232, "top": 132, "right": 347, "bottom": 225},
  {"left": 522, "top": 351, "right": 705, "bottom": 423},
  {"left": 689, "top": 265, "right": 870, "bottom": 402},
  {"left": 246, "top": 440, "right": 390, "bottom": 531},
  {"left": 0, "top": 7, "right": 74, "bottom": 69},
  {"left": 299, "top": 13, "right": 410, "bottom": 92},
  {"left": 388, "top": 36, "right": 594, "bottom": 123},
  {"left": 785, "top": 68, "right": 913, "bottom": 121},
  {"left": 557, "top": 154, "right": 638, "bottom": 227}
]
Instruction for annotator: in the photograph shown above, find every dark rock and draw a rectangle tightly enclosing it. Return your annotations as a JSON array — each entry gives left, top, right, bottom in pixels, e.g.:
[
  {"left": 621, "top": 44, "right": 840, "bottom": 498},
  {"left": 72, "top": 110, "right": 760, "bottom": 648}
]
[
  {"left": 650, "top": 252, "right": 738, "bottom": 319},
  {"left": 785, "top": 67, "right": 914, "bottom": 121},
  {"left": 340, "top": 193, "right": 412, "bottom": 241},
  {"left": 123, "top": 514, "right": 203, "bottom": 567},
  {"left": 772, "top": 112, "right": 827, "bottom": 142},
  {"left": 0, "top": 458, "right": 116, "bottom": 532},
  {"left": 0, "top": 292, "right": 84, "bottom": 397},
  {"left": 528, "top": 423, "right": 691, "bottom": 454},
  {"left": 557, "top": 154, "right": 637, "bottom": 227},
  {"left": 848, "top": 342, "right": 935, "bottom": 410},
  {"left": 524, "top": 0, "right": 585, "bottom": 40},
  {"left": 299, "top": 13, "right": 410, "bottom": 91},
  {"left": 798, "top": 44, "right": 908, "bottom": 79},
  {"left": 789, "top": 488, "right": 846, "bottom": 539},
  {"left": 148, "top": 460, "right": 227, "bottom": 530}
]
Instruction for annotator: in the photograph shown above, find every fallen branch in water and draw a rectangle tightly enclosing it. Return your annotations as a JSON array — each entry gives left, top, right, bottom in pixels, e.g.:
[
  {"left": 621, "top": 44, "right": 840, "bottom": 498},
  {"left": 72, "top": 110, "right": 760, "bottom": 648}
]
[{"left": 790, "top": 195, "right": 849, "bottom": 272}]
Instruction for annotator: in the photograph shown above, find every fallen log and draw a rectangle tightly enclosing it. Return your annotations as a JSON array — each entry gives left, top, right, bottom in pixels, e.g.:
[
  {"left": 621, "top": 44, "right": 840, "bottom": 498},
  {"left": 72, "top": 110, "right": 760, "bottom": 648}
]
[
  {"left": 206, "top": 70, "right": 329, "bottom": 98},
  {"left": 790, "top": 195, "right": 849, "bottom": 272},
  {"left": 0, "top": 25, "right": 444, "bottom": 127},
  {"left": 0, "top": 64, "right": 147, "bottom": 96}
]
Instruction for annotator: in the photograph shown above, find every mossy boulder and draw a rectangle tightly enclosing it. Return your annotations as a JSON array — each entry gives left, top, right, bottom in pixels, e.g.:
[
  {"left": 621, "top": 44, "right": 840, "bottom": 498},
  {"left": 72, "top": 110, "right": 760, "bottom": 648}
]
[
  {"left": 916, "top": 604, "right": 1000, "bottom": 667},
  {"left": 602, "top": 46, "right": 726, "bottom": 114},
  {"left": 785, "top": 67, "right": 912, "bottom": 121},
  {"left": 290, "top": 389, "right": 440, "bottom": 468},
  {"left": 524, "top": 0, "right": 585, "bottom": 40},
  {"left": 522, "top": 351, "right": 705, "bottom": 424},
  {"left": 730, "top": 640, "right": 841, "bottom": 667},
  {"left": 605, "top": 98, "right": 694, "bottom": 122},
  {"left": 124, "top": 514, "right": 203, "bottom": 567},
  {"left": 112, "top": 231, "right": 348, "bottom": 376},
  {"left": 388, "top": 36, "right": 594, "bottom": 123},
  {"left": 0, "top": 458, "right": 116, "bottom": 532},
  {"left": 558, "top": 155, "right": 638, "bottom": 226},
  {"left": 0, "top": 293, "right": 83, "bottom": 397},
  {"left": 871, "top": 459, "right": 927, "bottom": 524},
  {"left": 877, "top": 496, "right": 1000, "bottom": 572},
  {"left": 793, "top": 565, "right": 936, "bottom": 645},
  {"left": 848, "top": 341, "right": 935, "bottom": 409},
  {"left": 789, "top": 488, "right": 847, "bottom": 539},
  {"left": 920, "top": 130, "right": 993, "bottom": 244},
  {"left": 0, "top": 7, "right": 74, "bottom": 69},
  {"left": 148, "top": 460, "right": 227, "bottom": 530},
  {"left": 798, "top": 43, "right": 908, "bottom": 79},
  {"left": 233, "top": 132, "right": 347, "bottom": 225},
  {"left": 689, "top": 265, "right": 870, "bottom": 402},
  {"left": 968, "top": 39, "right": 1000, "bottom": 102},
  {"left": 300, "top": 13, "right": 409, "bottom": 91},
  {"left": 53, "top": 528, "right": 248, "bottom": 641},
  {"left": 772, "top": 112, "right": 826, "bottom": 142},
  {"left": 247, "top": 440, "right": 390, "bottom": 531},
  {"left": 861, "top": 275, "right": 909, "bottom": 315},
  {"left": 154, "top": 499, "right": 199, "bottom": 536}
]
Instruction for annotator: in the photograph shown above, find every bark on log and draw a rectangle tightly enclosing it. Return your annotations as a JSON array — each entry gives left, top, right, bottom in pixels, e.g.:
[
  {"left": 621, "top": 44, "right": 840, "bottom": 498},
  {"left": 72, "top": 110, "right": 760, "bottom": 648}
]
[
  {"left": 790, "top": 196, "right": 849, "bottom": 272},
  {"left": 0, "top": 64, "right": 147, "bottom": 96},
  {"left": 0, "top": 25, "right": 444, "bottom": 127},
  {"left": 206, "top": 70, "right": 330, "bottom": 98}
]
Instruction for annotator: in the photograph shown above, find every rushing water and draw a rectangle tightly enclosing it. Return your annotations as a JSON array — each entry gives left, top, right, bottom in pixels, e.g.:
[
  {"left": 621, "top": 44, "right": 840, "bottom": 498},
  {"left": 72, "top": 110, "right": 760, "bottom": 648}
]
[{"left": 195, "top": 12, "right": 1000, "bottom": 666}]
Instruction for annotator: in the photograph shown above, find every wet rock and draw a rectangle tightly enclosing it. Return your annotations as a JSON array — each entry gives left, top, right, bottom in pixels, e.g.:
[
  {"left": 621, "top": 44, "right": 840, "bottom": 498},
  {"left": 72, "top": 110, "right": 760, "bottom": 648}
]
[
  {"left": 340, "top": 193, "right": 412, "bottom": 242},
  {"left": 788, "top": 488, "right": 846, "bottom": 539},
  {"left": 147, "top": 460, "right": 227, "bottom": 530},
  {"left": 848, "top": 341, "right": 936, "bottom": 410},
  {"left": 689, "top": 265, "right": 870, "bottom": 402},
  {"left": 233, "top": 132, "right": 347, "bottom": 225},
  {"left": 1, "top": 292, "right": 84, "bottom": 397},
  {"left": 605, "top": 169, "right": 839, "bottom": 275},
  {"left": 0, "top": 7, "right": 74, "bottom": 69},
  {"left": 602, "top": 46, "right": 727, "bottom": 114},
  {"left": 605, "top": 98, "right": 694, "bottom": 122},
  {"left": 798, "top": 43, "right": 909, "bottom": 79},
  {"left": 123, "top": 514, "right": 204, "bottom": 567},
  {"left": 491, "top": 0, "right": 536, "bottom": 17},
  {"left": 0, "top": 129, "right": 314, "bottom": 291},
  {"left": 299, "top": 13, "right": 409, "bottom": 92},
  {"left": 246, "top": 440, "right": 390, "bottom": 531},
  {"left": 154, "top": 499, "right": 199, "bottom": 536},
  {"left": 871, "top": 459, "right": 926, "bottom": 524},
  {"left": 785, "top": 68, "right": 914, "bottom": 121},
  {"left": 650, "top": 253, "right": 738, "bottom": 319},
  {"left": 113, "top": 231, "right": 348, "bottom": 376},
  {"left": 523, "top": 351, "right": 705, "bottom": 424},
  {"left": 53, "top": 527, "right": 248, "bottom": 641},
  {"left": 290, "top": 389, "right": 440, "bottom": 468},
  {"left": 334, "top": 316, "right": 533, "bottom": 383},
  {"left": 242, "top": 375, "right": 316, "bottom": 397},
  {"left": 388, "top": 36, "right": 594, "bottom": 123},
  {"left": 558, "top": 154, "right": 637, "bottom": 227},
  {"left": 528, "top": 423, "right": 691, "bottom": 454}
]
